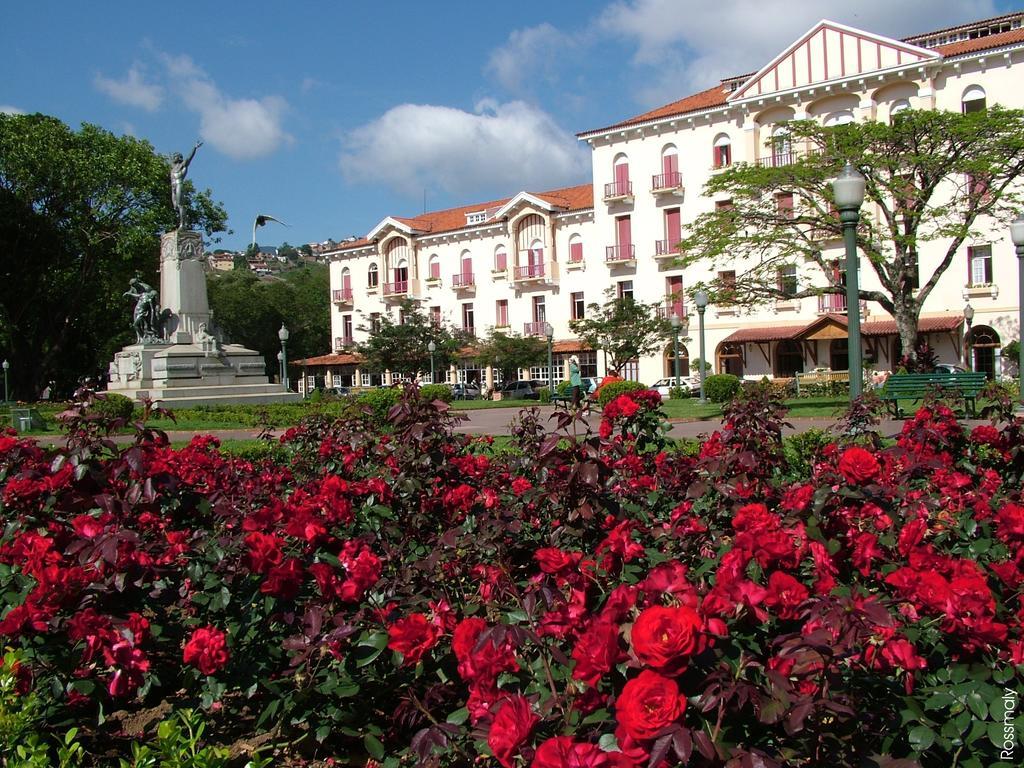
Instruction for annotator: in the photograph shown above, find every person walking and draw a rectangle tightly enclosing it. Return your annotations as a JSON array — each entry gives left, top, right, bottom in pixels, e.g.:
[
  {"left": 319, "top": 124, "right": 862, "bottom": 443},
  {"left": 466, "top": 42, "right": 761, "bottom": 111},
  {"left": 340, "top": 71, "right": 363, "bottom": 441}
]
[{"left": 569, "top": 355, "right": 583, "bottom": 407}]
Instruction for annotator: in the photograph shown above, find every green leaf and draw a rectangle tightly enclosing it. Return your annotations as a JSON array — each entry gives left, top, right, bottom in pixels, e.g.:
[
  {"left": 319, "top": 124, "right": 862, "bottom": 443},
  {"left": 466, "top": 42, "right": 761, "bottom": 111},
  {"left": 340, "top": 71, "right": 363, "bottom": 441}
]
[
  {"left": 364, "top": 734, "right": 385, "bottom": 761},
  {"left": 908, "top": 725, "right": 936, "bottom": 751},
  {"left": 446, "top": 707, "right": 469, "bottom": 726},
  {"left": 925, "top": 692, "right": 955, "bottom": 711},
  {"left": 966, "top": 692, "right": 988, "bottom": 720}
]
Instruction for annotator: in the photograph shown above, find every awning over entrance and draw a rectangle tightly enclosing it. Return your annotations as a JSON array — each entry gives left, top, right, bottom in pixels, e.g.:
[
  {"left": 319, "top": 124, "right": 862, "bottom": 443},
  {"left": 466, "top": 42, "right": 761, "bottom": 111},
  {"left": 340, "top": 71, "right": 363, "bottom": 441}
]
[{"left": 720, "top": 313, "right": 965, "bottom": 344}]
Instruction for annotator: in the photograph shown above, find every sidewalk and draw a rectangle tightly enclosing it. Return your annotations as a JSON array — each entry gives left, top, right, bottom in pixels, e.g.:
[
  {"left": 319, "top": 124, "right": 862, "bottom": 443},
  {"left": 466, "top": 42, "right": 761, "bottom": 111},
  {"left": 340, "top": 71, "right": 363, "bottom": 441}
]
[{"left": 24, "top": 404, "right": 990, "bottom": 447}]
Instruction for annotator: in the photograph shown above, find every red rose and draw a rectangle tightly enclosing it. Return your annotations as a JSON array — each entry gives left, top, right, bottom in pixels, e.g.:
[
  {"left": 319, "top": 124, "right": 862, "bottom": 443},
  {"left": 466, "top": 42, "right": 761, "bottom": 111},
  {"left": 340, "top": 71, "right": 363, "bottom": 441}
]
[
  {"left": 260, "top": 557, "right": 305, "bottom": 599},
  {"left": 762, "top": 571, "right": 809, "bottom": 620},
  {"left": 488, "top": 695, "right": 538, "bottom": 768},
  {"left": 244, "top": 531, "right": 283, "bottom": 573},
  {"left": 183, "top": 626, "right": 230, "bottom": 675},
  {"left": 995, "top": 503, "right": 1024, "bottom": 542},
  {"left": 837, "top": 446, "right": 880, "bottom": 485},
  {"left": 615, "top": 670, "right": 686, "bottom": 741},
  {"left": 387, "top": 613, "right": 439, "bottom": 665},
  {"left": 535, "top": 547, "right": 581, "bottom": 574},
  {"left": 571, "top": 620, "right": 623, "bottom": 687},
  {"left": 630, "top": 605, "right": 705, "bottom": 673},
  {"left": 532, "top": 736, "right": 609, "bottom": 768}
]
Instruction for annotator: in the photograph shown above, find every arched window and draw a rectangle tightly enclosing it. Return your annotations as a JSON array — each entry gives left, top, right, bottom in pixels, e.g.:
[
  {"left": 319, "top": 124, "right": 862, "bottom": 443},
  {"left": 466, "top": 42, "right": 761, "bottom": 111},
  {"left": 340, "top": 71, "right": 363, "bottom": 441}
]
[
  {"left": 716, "top": 342, "right": 743, "bottom": 377},
  {"left": 770, "top": 125, "right": 792, "bottom": 167},
  {"left": 962, "top": 85, "right": 986, "bottom": 114},
  {"left": 494, "top": 245, "right": 508, "bottom": 272},
  {"left": 610, "top": 154, "right": 630, "bottom": 197},
  {"left": 568, "top": 234, "right": 584, "bottom": 264},
  {"left": 516, "top": 214, "right": 546, "bottom": 275},
  {"left": 968, "top": 325, "right": 1001, "bottom": 379},
  {"left": 663, "top": 343, "right": 690, "bottom": 378},
  {"left": 889, "top": 99, "right": 911, "bottom": 121},
  {"left": 427, "top": 254, "right": 440, "bottom": 280},
  {"left": 657, "top": 145, "right": 680, "bottom": 189},
  {"left": 367, "top": 263, "right": 379, "bottom": 288},
  {"left": 713, "top": 134, "right": 732, "bottom": 168},
  {"left": 340, "top": 267, "right": 352, "bottom": 298},
  {"left": 458, "top": 250, "right": 473, "bottom": 283}
]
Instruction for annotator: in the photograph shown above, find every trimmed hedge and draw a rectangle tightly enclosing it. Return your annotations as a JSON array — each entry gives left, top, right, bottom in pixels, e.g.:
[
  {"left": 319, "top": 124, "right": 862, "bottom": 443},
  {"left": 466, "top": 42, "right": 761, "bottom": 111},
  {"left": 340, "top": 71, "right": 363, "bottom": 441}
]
[
  {"left": 704, "top": 373, "right": 741, "bottom": 403},
  {"left": 354, "top": 387, "right": 402, "bottom": 419},
  {"left": 419, "top": 384, "right": 454, "bottom": 403},
  {"left": 89, "top": 392, "right": 134, "bottom": 421},
  {"left": 596, "top": 380, "right": 648, "bottom": 408}
]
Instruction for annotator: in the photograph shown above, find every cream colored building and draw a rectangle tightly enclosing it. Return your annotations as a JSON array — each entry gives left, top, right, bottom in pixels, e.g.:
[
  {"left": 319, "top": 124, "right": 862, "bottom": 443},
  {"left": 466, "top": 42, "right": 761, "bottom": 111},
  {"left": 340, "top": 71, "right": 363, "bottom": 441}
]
[{"left": 313, "top": 12, "right": 1024, "bottom": 390}]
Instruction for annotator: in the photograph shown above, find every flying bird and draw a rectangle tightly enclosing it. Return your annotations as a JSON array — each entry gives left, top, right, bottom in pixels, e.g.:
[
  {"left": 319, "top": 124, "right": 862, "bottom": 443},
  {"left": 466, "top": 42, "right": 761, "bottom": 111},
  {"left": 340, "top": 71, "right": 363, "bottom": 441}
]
[{"left": 252, "top": 214, "right": 289, "bottom": 247}]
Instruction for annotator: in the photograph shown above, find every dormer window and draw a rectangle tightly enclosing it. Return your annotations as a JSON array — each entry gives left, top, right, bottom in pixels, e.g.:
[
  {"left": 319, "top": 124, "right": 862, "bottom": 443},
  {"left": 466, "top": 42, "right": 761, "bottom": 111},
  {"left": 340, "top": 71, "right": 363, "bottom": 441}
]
[{"left": 466, "top": 211, "right": 488, "bottom": 225}]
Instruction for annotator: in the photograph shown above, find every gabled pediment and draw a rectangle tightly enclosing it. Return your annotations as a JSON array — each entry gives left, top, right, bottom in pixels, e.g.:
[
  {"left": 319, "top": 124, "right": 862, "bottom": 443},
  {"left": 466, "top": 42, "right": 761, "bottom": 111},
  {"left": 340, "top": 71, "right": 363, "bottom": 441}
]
[
  {"left": 798, "top": 313, "right": 849, "bottom": 341},
  {"left": 728, "top": 19, "right": 940, "bottom": 103},
  {"left": 366, "top": 216, "right": 423, "bottom": 241},
  {"left": 493, "top": 191, "right": 559, "bottom": 220}
]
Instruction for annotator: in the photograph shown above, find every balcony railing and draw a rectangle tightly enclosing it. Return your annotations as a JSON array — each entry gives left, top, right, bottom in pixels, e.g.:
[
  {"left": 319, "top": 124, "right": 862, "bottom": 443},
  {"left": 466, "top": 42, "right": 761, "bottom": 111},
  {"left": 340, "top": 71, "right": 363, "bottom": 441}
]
[
  {"left": 756, "top": 150, "right": 799, "bottom": 168},
  {"left": 460, "top": 325, "right": 476, "bottom": 337},
  {"left": 654, "top": 239, "right": 680, "bottom": 259},
  {"left": 332, "top": 288, "right": 353, "bottom": 303},
  {"left": 818, "top": 294, "right": 847, "bottom": 314},
  {"left": 656, "top": 300, "right": 688, "bottom": 321},
  {"left": 383, "top": 280, "right": 408, "bottom": 296},
  {"left": 603, "top": 180, "right": 633, "bottom": 200},
  {"left": 334, "top": 335, "right": 354, "bottom": 350},
  {"left": 651, "top": 172, "right": 683, "bottom": 192},
  {"left": 451, "top": 272, "right": 475, "bottom": 289},
  {"left": 605, "top": 244, "right": 636, "bottom": 263},
  {"left": 514, "top": 263, "right": 546, "bottom": 280},
  {"left": 523, "top": 321, "right": 549, "bottom": 337}
]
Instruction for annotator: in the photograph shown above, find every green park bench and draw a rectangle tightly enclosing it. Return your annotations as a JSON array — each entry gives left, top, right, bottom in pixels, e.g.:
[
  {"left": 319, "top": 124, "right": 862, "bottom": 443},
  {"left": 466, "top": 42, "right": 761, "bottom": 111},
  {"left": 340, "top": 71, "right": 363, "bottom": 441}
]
[
  {"left": 550, "top": 391, "right": 573, "bottom": 410},
  {"left": 880, "top": 372, "right": 987, "bottom": 418},
  {"left": 10, "top": 407, "right": 46, "bottom": 431}
]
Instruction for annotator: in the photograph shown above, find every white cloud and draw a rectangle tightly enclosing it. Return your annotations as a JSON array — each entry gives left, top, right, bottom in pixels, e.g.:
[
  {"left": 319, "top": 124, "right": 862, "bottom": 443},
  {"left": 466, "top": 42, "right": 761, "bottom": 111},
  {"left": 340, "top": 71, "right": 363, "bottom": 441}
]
[
  {"left": 486, "top": 23, "right": 576, "bottom": 93},
  {"left": 0, "top": 105, "right": 26, "bottom": 115},
  {"left": 596, "top": 0, "right": 998, "bottom": 102},
  {"left": 94, "top": 64, "right": 163, "bottom": 112},
  {"left": 339, "top": 100, "right": 589, "bottom": 198},
  {"left": 162, "top": 53, "right": 290, "bottom": 160}
]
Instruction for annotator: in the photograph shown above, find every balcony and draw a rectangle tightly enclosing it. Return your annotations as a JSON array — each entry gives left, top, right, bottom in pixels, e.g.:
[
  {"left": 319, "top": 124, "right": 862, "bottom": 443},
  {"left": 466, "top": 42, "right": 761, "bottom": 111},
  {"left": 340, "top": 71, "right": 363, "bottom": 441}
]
[
  {"left": 817, "top": 294, "right": 847, "bottom": 314},
  {"left": 513, "top": 262, "right": 553, "bottom": 284},
  {"left": 523, "top": 321, "right": 550, "bottom": 337},
  {"left": 605, "top": 244, "right": 636, "bottom": 265},
  {"left": 603, "top": 180, "right": 633, "bottom": 203},
  {"left": 654, "top": 239, "right": 680, "bottom": 261},
  {"left": 451, "top": 272, "right": 475, "bottom": 291},
  {"left": 334, "top": 335, "right": 354, "bottom": 351},
  {"left": 382, "top": 279, "right": 421, "bottom": 300},
  {"left": 332, "top": 288, "right": 353, "bottom": 306},
  {"left": 755, "top": 150, "right": 800, "bottom": 168},
  {"left": 651, "top": 172, "right": 683, "bottom": 195},
  {"left": 459, "top": 325, "right": 476, "bottom": 337},
  {"left": 655, "top": 300, "right": 688, "bottom": 322}
]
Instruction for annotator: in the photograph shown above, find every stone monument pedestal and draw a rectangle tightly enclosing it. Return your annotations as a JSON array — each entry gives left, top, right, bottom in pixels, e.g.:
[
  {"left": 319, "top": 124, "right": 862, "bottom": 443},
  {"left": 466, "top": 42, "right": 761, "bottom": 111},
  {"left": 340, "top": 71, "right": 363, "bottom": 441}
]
[{"left": 106, "top": 230, "right": 300, "bottom": 407}]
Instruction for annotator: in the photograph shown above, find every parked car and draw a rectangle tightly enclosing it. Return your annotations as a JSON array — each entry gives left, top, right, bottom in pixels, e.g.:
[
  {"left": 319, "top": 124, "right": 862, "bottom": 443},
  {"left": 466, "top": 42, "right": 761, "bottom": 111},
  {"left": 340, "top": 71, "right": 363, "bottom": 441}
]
[
  {"left": 933, "top": 363, "right": 967, "bottom": 374},
  {"left": 649, "top": 376, "right": 700, "bottom": 399},
  {"left": 500, "top": 380, "right": 541, "bottom": 400},
  {"left": 451, "top": 382, "right": 481, "bottom": 400},
  {"left": 323, "top": 386, "right": 351, "bottom": 397},
  {"left": 580, "top": 377, "right": 600, "bottom": 395}
]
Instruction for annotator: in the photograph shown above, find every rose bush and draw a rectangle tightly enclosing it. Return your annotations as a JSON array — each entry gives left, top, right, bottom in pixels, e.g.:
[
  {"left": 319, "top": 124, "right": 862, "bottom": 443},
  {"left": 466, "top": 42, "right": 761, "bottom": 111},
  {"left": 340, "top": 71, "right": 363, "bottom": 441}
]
[{"left": 0, "top": 386, "right": 1022, "bottom": 767}]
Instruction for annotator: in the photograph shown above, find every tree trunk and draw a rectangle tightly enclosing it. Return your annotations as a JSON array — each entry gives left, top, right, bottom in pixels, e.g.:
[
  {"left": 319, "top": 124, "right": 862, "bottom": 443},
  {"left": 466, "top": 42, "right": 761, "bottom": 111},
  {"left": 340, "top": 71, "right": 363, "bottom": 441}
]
[{"left": 893, "top": 302, "right": 920, "bottom": 369}]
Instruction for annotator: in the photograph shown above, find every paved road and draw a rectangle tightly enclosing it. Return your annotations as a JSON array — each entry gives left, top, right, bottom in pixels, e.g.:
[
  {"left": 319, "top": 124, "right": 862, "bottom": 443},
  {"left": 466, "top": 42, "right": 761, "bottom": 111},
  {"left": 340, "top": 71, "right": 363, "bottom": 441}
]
[{"left": 24, "top": 404, "right": 989, "bottom": 447}]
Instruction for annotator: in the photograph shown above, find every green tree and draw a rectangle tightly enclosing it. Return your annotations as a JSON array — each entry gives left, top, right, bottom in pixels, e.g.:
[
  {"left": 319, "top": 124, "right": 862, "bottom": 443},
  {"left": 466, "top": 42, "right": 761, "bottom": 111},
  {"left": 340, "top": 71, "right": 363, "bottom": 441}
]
[
  {"left": 0, "top": 113, "right": 227, "bottom": 398},
  {"left": 679, "top": 107, "right": 1024, "bottom": 359},
  {"left": 356, "top": 300, "right": 468, "bottom": 378},
  {"left": 207, "top": 264, "right": 329, "bottom": 376},
  {"left": 570, "top": 289, "right": 672, "bottom": 374},
  {"left": 278, "top": 242, "right": 300, "bottom": 262},
  {"left": 474, "top": 329, "right": 546, "bottom": 383}
]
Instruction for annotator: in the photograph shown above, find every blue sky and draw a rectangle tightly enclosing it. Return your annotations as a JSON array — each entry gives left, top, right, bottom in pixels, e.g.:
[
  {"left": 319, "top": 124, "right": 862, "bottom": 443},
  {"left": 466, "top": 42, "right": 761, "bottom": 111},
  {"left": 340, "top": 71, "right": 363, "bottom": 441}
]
[{"left": 2, "top": 0, "right": 1014, "bottom": 252}]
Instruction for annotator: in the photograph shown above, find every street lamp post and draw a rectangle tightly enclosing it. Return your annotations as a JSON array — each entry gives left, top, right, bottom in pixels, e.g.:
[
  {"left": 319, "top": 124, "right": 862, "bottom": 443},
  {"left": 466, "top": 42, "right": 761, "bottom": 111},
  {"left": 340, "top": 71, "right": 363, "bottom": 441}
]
[
  {"left": 670, "top": 314, "right": 682, "bottom": 390},
  {"left": 1010, "top": 213, "right": 1024, "bottom": 415},
  {"left": 428, "top": 341, "right": 437, "bottom": 384},
  {"left": 277, "top": 351, "right": 284, "bottom": 384},
  {"left": 963, "top": 302, "right": 975, "bottom": 371},
  {"left": 544, "top": 323, "right": 554, "bottom": 395},
  {"left": 832, "top": 162, "right": 867, "bottom": 399},
  {"left": 278, "top": 324, "right": 290, "bottom": 391},
  {"left": 693, "top": 290, "right": 709, "bottom": 403},
  {"left": 2, "top": 360, "right": 8, "bottom": 404}
]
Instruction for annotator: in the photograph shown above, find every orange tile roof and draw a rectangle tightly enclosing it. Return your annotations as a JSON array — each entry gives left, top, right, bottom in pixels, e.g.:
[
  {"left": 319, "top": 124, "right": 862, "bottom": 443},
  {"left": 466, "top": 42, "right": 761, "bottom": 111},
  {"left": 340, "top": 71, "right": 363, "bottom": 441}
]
[
  {"left": 721, "top": 314, "right": 964, "bottom": 344},
  {"left": 931, "top": 27, "right": 1024, "bottom": 57},
  {"left": 578, "top": 83, "right": 731, "bottom": 136},
  {"left": 294, "top": 353, "right": 362, "bottom": 366},
  {"left": 327, "top": 183, "right": 593, "bottom": 253},
  {"left": 580, "top": 16, "right": 1024, "bottom": 138}
]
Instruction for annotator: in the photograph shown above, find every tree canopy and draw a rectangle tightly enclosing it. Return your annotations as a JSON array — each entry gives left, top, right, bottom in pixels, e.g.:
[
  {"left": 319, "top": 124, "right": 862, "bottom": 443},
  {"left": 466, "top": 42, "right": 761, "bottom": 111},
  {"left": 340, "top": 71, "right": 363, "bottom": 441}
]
[
  {"left": 473, "top": 329, "right": 546, "bottom": 384},
  {"left": 0, "top": 113, "right": 227, "bottom": 397},
  {"left": 356, "top": 300, "right": 469, "bottom": 378},
  {"left": 207, "top": 265, "right": 329, "bottom": 377},
  {"left": 678, "top": 107, "right": 1024, "bottom": 356},
  {"left": 569, "top": 289, "right": 673, "bottom": 373}
]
